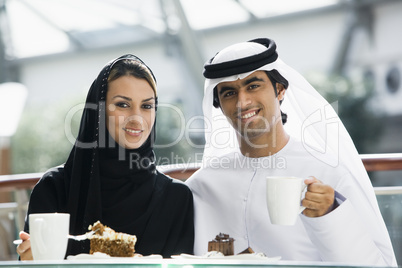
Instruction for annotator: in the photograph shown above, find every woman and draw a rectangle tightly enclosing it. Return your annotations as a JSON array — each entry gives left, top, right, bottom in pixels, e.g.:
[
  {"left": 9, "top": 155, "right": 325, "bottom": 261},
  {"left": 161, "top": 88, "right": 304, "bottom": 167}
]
[{"left": 16, "top": 54, "right": 194, "bottom": 259}]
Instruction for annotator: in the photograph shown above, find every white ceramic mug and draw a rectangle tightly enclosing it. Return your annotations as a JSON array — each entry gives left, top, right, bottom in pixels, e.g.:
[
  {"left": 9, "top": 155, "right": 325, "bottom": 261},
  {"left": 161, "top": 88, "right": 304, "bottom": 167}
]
[
  {"left": 29, "top": 213, "right": 70, "bottom": 260},
  {"left": 266, "top": 176, "right": 307, "bottom": 225}
]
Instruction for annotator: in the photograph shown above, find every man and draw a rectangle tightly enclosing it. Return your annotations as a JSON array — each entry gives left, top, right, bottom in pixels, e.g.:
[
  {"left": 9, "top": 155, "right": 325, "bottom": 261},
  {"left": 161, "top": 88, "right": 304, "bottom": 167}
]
[{"left": 185, "top": 38, "right": 396, "bottom": 265}]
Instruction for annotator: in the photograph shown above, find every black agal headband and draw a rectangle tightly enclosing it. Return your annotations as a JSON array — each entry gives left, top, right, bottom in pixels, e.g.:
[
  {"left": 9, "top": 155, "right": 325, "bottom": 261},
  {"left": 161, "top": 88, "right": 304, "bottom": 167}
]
[{"left": 203, "top": 38, "right": 278, "bottom": 79}]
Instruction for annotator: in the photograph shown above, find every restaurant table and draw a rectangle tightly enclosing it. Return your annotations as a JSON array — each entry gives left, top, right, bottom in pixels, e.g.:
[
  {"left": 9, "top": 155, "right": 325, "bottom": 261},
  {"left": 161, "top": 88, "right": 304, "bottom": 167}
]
[{"left": 0, "top": 258, "right": 395, "bottom": 268}]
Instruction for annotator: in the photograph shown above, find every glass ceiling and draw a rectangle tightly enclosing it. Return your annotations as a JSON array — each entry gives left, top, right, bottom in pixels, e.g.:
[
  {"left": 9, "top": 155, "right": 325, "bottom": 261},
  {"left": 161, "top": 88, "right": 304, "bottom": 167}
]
[{"left": 1, "top": 0, "right": 339, "bottom": 59}]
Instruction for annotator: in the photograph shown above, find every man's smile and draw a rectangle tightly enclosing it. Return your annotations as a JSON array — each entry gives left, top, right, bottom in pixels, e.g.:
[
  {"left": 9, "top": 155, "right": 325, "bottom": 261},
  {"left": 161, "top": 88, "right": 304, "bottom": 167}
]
[{"left": 237, "top": 108, "right": 261, "bottom": 122}]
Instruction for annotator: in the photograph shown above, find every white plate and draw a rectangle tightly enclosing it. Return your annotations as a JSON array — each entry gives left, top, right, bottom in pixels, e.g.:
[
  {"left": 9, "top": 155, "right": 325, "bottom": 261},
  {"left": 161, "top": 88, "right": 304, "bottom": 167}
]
[
  {"left": 171, "top": 252, "right": 281, "bottom": 261},
  {"left": 67, "top": 252, "right": 163, "bottom": 260}
]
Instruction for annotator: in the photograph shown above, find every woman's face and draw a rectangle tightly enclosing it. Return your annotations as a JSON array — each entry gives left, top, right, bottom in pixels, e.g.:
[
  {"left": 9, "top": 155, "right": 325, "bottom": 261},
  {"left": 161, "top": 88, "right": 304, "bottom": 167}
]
[{"left": 106, "top": 75, "right": 156, "bottom": 149}]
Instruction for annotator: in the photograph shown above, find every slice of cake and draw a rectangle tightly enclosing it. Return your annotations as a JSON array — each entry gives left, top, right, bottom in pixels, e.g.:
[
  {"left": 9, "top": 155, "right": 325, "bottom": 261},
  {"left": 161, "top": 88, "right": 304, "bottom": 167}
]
[
  {"left": 88, "top": 221, "right": 137, "bottom": 257},
  {"left": 208, "top": 233, "right": 234, "bottom": 256}
]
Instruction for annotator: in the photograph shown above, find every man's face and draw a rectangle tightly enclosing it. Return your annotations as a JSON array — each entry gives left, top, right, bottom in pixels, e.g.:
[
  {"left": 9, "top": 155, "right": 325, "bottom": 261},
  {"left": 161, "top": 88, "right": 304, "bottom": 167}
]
[{"left": 216, "top": 71, "right": 285, "bottom": 142}]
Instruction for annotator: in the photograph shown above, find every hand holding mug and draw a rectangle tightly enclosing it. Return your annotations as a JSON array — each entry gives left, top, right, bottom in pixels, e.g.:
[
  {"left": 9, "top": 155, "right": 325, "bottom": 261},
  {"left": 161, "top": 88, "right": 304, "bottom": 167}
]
[
  {"left": 302, "top": 176, "right": 335, "bottom": 217},
  {"left": 16, "top": 231, "right": 32, "bottom": 260}
]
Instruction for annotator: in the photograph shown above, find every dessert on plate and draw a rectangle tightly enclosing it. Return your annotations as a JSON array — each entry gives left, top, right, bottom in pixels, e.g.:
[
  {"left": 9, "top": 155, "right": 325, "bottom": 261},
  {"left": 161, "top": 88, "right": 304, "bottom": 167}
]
[
  {"left": 207, "top": 233, "right": 235, "bottom": 256},
  {"left": 88, "top": 221, "right": 137, "bottom": 257}
]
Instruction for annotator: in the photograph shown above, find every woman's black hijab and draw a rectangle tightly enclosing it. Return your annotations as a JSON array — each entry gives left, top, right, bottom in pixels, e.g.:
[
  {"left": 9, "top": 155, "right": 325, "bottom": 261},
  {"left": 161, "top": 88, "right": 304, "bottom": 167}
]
[{"left": 63, "top": 54, "right": 160, "bottom": 254}]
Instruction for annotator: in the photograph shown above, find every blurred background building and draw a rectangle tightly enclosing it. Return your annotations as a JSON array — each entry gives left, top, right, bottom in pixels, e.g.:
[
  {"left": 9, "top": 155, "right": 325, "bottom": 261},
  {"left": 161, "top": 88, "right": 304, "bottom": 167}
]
[{"left": 1, "top": 0, "right": 402, "bottom": 183}]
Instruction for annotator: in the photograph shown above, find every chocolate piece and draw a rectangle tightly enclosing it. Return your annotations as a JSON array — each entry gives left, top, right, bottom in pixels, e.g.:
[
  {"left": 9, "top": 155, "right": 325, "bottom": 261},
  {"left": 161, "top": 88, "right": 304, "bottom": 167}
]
[
  {"left": 208, "top": 233, "right": 235, "bottom": 256},
  {"left": 239, "top": 247, "right": 254, "bottom": 254}
]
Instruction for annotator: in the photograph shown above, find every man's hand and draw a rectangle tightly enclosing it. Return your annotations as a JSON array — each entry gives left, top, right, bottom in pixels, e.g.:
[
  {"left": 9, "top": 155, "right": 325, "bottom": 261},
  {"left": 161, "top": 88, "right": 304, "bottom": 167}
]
[
  {"left": 16, "top": 231, "right": 33, "bottom": 260},
  {"left": 302, "top": 176, "right": 335, "bottom": 217}
]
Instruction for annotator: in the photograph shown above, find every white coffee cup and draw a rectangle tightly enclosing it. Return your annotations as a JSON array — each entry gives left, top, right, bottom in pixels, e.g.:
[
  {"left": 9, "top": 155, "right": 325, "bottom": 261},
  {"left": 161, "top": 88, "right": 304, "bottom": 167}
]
[
  {"left": 29, "top": 213, "right": 70, "bottom": 260},
  {"left": 266, "top": 176, "right": 307, "bottom": 225}
]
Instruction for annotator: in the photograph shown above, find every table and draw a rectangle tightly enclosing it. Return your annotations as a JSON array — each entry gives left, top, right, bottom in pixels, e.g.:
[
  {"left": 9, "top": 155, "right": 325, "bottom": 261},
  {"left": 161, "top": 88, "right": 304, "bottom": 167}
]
[{"left": 0, "top": 258, "right": 394, "bottom": 268}]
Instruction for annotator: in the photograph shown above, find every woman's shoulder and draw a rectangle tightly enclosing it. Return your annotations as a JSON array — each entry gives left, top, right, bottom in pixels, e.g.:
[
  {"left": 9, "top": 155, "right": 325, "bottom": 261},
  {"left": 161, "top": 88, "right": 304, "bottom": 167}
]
[
  {"left": 36, "top": 165, "right": 66, "bottom": 187},
  {"left": 28, "top": 165, "right": 68, "bottom": 213},
  {"left": 41, "top": 165, "right": 65, "bottom": 179}
]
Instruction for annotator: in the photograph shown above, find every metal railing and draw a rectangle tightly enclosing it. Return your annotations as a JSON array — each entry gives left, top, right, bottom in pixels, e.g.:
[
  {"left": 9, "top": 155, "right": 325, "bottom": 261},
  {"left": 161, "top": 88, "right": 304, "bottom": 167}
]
[{"left": 360, "top": 153, "right": 402, "bottom": 172}]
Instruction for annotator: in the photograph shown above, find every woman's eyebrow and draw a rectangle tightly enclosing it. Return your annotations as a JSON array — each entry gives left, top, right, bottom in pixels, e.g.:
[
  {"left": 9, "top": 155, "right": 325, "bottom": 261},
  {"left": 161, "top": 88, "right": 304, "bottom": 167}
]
[
  {"left": 142, "top": 97, "right": 155, "bottom": 102},
  {"left": 112, "top": 95, "right": 132, "bottom": 101}
]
